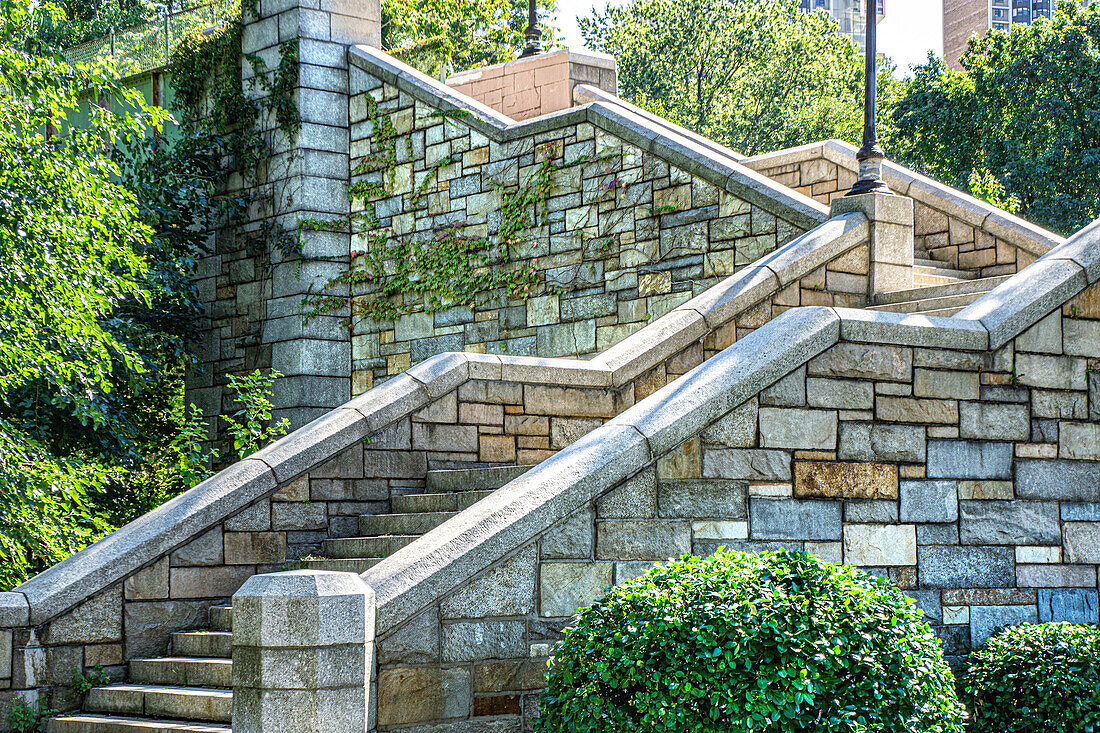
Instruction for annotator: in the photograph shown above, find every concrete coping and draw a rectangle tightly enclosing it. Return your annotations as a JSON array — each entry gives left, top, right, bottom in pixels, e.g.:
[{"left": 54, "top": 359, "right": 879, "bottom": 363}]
[
  {"left": 347, "top": 45, "right": 828, "bottom": 231},
  {"left": 742, "top": 139, "right": 1066, "bottom": 257},
  {"left": 445, "top": 48, "right": 616, "bottom": 88}
]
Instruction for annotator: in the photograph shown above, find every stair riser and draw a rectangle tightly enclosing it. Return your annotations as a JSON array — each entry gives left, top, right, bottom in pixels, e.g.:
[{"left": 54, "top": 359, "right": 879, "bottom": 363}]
[
  {"left": 323, "top": 535, "right": 417, "bottom": 559},
  {"left": 171, "top": 633, "right": 231, "bottom": 659},
  {"left": 425, "top": 465, "right": 532, "bottom": 492},
  {"left": 48, "top": 718, "right": 229, "bottom": 733},
  {"left": 391, "top": 490, "right": 494, "bottom": 514},
  {"left": 358, "top": 512, "right": 455, "bottom": 536},
  {"left": 85, "top": 689, "right": 232, "bottom": 723},
  {"left": 129, "top": 660, "right": 232, "bottom": 689},
  {"left": 208, "top": 606, "right": 232, "bottom": 633},
  {"left": 287, "top": 558, "right": 382, "bottom": 573}
]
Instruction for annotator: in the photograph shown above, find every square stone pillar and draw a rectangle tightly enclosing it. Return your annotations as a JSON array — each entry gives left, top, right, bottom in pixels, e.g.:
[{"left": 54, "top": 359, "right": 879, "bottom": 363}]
[
  {"left": 831, "top": 192, "right": 915, "bottom": 297},
  {"left": 232, "top": 570, "right": 376, "bottom": 733}
]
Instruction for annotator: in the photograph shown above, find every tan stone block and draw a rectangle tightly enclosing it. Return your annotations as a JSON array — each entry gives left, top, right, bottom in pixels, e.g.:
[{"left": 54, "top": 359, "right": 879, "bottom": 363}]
[
  {"left": 376, "top": 667, "right": 471, "bottom": 726},
  {"left": 913, "top": 369, "right": 979, "bottom": 400},
  {"left": 957, "top": 480, "right": 1013, "bottom": 500},
  {"left": 843, "top": 524, "right": 916, "bottom": 566},
  {"left": 459, "top": 402, "right": 504, "bottom": 426},
  {"left": 273, "top": 475, "right": 309, "bottom": 502},
  {"left": 526, "top": 294, "right": 559, "bottom": 327},
  {"left": 1059, "top": 422, "right": 1100, "bottom": 460},
  {"left": 479, "top": 435, "right": 516, "bottom": 463},
  {"left": 656, "top": 438, "right": 700, "bottom": 479},
  {"left": 84, "top": 644, "right": 122, "bottom": 668},
  {"left": 941, "top": 589, "right": 1035, "bottom": 606},
  {"left": 224, "top": 532, "right": 287, "bottom": 565},
  {"left": 1016, "top": 443, "right": 1056, "bottom": 459},
  {"left": 504, "top": 414, "right": 550, "bottom": 436},
  {"left": 794, "top": 462, "right": 898, "bottom": 499},
  {"left": 638, "top": 272, "right": 672, "bottom": 296},
  {"left": 899, "top": 465, "right": 925, "bottom": 479},
  {"left": 876, "top": 396, "right": 958, "bottom": 424},
  {"left": 524, "top": 386, "right": 617, "bottom": 418},
  {"left": 124, "top": 558, "right": 169, "bottom": 601}
]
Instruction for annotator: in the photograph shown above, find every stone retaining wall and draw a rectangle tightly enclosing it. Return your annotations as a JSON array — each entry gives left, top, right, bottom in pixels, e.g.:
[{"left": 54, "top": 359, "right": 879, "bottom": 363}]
[
  {"left": 0, "top": 213, "right": 867, "bottom": 723},
  {"left": 745, "top": 140, "right": 1062, "bottom": 278},
  {"left": 367, "top": 239, "right": 1100, "bottom": 732}
]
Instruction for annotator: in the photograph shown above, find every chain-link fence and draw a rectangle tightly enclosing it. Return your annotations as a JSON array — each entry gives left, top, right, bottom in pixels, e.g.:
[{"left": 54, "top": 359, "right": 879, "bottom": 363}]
[{"left": 63, "top": 0, "right": 235, "bottom": 76}]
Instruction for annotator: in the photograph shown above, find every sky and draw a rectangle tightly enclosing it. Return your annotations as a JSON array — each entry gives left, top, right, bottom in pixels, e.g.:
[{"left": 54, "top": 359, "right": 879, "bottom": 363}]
[{"left": 554, "top": 0, "right": 944, "bottom": 74}]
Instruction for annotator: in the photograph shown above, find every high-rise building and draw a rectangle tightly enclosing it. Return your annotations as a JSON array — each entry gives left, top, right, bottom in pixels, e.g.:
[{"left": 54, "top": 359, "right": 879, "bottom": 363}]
[
  {"left": 944, "top": 0, "right": 1054, "bottom": 68},
  {"left": 799, "top": 0, "right": 886, "bottom": 53}
]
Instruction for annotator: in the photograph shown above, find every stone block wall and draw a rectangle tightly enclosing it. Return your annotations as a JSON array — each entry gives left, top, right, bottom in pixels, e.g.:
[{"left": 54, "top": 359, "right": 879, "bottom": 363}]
[
  {"left": 744, "top": 141, "right": 1059, "bottom": 278},
  {"left": 345, "top": 59, "right": 819, "bottom": 395},
  {"left": 446, "top": 49, "right": 618, "bottom": 122},
  {"left": 370, "top": 281, "right": 1100, "bottom": 732}
]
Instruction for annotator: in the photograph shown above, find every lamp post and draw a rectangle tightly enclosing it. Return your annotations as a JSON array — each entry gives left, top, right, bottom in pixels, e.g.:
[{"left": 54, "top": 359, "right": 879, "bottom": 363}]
[
  {"left": 846, "top": 0, "right": 890, "bottom": 196},
  {"left": 519, "top": 0, "right": 544, "bottom": 58}
]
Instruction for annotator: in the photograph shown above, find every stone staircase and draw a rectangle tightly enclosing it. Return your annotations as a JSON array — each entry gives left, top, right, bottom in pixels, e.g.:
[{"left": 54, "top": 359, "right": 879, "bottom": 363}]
[
  {"left": 47, "top": 466, "right": 532, "bottom": 732},
  {"left": 867, "top": 257, "right": 1012, "bottom": 316}
]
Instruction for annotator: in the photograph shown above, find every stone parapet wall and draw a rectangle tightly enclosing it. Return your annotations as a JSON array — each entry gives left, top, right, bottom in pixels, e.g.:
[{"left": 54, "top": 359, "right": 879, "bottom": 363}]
[
  {"left": 343, "top": 48, "right": 827, "bottom": 395},
  {"left": 363, "top": 224, "right": 1100, "bottom": 731},
  {"left": 0, "top": 213, "right": 869, "bottom": 725},
  {"left": 745, "top": 140, "right": 1063, "bottom": 278},
  {"left": 446, "top": 49, "right": 618, "bottom": 122}
]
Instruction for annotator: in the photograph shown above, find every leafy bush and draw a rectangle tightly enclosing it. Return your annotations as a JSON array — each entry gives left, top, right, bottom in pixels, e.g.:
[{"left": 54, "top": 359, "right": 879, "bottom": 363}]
[
  {"left": 536, "top": 550, "right": 964, "bottom": 733},
  {"left": 6, "top": 699, "right": 56, "bottom": 733},
  {"left": 964, "top": 623, "right": 1100, "bottom": 733}
]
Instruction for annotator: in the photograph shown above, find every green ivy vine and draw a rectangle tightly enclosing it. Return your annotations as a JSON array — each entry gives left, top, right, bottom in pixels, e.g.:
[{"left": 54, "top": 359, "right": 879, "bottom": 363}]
[{"left": 303, "top": 96, "right": 625, "bottom": 325}]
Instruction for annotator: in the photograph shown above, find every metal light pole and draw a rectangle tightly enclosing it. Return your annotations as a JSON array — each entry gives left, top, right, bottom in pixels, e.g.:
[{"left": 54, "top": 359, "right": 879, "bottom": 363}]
[
  {"left": 519, "top": 0, "right": 544, "bottom": 58},
  {"left": 847, "top": 0, "right": 890, "bottom": 196}
]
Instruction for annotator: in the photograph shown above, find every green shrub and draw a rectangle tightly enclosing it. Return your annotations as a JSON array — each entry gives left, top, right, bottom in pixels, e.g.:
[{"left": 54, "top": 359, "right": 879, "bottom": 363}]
[
  {"left": 536, "top": 550, "right": 964, "bottom": 733},
  {"left": 964, "top": 623, "right": 1100, "bottom": 733}
]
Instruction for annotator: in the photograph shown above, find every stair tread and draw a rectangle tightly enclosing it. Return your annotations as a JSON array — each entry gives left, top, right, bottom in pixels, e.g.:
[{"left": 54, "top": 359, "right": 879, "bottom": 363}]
[
  {"left": 93, "top": 685, "right": 231, "bottom": 696},
  {"left": 48, "top": 714, "right": 230, "bottom": 732},
  {"left": 426, "top": 465, "right": 534, "bottom": 491},
  {"left": 131, "top": 657, "right": 232, "bottom": 665},
  {"left": 874, "top": 275, "right": 1010, "bottom": 305}
]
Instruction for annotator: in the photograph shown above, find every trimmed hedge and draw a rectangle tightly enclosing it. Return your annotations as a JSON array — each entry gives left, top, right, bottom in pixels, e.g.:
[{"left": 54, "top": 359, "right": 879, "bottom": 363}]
[
  {"left": 536, "top": 550, "right": 965, "bottom": 733},
  {"left": 964, "top": 623, "right": 1100, "bottom": 733}
]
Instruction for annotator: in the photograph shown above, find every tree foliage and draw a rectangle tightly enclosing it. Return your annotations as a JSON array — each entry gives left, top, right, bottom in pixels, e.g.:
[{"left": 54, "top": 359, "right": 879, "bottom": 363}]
[
  {"left": 537, "top": 550, "right": 965, "bottom": 733},
  {"left": 892, "top": 0, "right": 1100, "bottom": 235},
  {"left": 580, "top": 0, "right": 896, "bottom": 156},
  {"left": 382, "top": 0, "right": 558, "bottom": 79}
]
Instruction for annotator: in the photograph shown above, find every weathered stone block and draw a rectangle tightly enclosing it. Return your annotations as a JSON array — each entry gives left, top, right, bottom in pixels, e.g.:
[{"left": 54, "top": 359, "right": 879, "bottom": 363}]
[
  {"left": 1059, "top": 422, "right": 1100, "bottom": 460},
  {"left": 957, "top": 480, "right": 1013, "bottom": 500},
  {"left": 377, "top": 607, "right": 439, "bottom": 666},
  {"left": 656, "top": 438, "right": 700, "bottom": 480},
  {"left": 959, "top": 402, "right": 1030, "bottom": 442},
  {"left": 794, "top": 462, "right": 897, "bottom": 500},
  {"left": 124, "top": 558, "right": 170, "bottom": 601},
  {"left": 838, "top": 423, "right": 925, "bottom": 463},
  {"left": 806, "top": 378, "right": 874, "bottom": 410},
  {"left": 1015, "top": 352, "right": 1087, "bottom": 390},
  {"left": 959, "top": 501, "right": 1061, "bottom": 546},
  {"left": 970, "top": 605, "right": 1037, "bottom": 648},
  {"left": 273, "top": 502, "right": 327, "bottom": 531},
  {"left": 758, "top": 408, "right": 837, "bottom": 450},
  {"left": 703, "top": 449, "right": 791, "bottom": 481},
  {"left": 843, "top": 524, "right": 916, "bottom": 566},
  {"left": 596, "top": 521, "right": 691, "bottom": 560},
  {"left": 657, "top": 480, "right": 747, "bottom": 518},
  {"left": 1016, "top": 460, "right": 1100, "bottom": 501},
  {"left": 918, "top": 546, "right": 1014, "bottom": 588},
  {"left": 807, "top": 343, "right": 912, "bottom": 382},
  {"left": 926, "top": 441, "right": 1013, "bottom": 480},
  {"left": 225, "top": 532, "right": 288, "bottom": 565},
  {"left": 171, "top": 527, "right": 224, "bottom": 567},
  {"left": 1064, "top": 522, "right": 1100, "bottom": 563},
  {"left": 539, "top": 563, "right": 614, "bottom": 617},
  {"left": 900, "top": 481, "right": 957, "bottom": 523},
  {"left": 914, "top": 369, "right": 979, "bottom": 401},
  {"left": 702, "top": 399, "right": 757, "bottom": 448},
  {"left": 172, "top": 566, "right": 254, "bottom": 599},
  {"left": 524, "top": 385, "right": 617, "bottom": 417},
  {"left": 760, "top": 368, "right": 806, "bottom": 407},
  {"left": 844, "top": 500, "right": 898, "bottom": 523},
  {"left": 540, "top": 506, "right": 595, "bottom": 559},
  {"left": 1062, "top": 502, "right": 1100, "bottom": 521},
  {"left": 876, "top": 396, "right": 958, "bottom": 424},
  {"left": 442, "top": 546, "right": 537, "bottom": 618},
  {"left": 442, "top": 620, "right": 526, "bottom": 662},
  {"left": 597, "top": 468, "right": 657, "bottom": 519},
  {"left": 550, "top": 417, "right": 603, "bottom": 449},
  {"left": 749, "top": 498, "right": 841, "bottom": 540},
  {"left": 124, "top": 600, "right": 209, "bottom": 658},
  {"left": 1016, "top": 564, "right": 1097, "bottom": 588},
  {"left": 376, "top": 667, "right": 470, "bottom": 726},
  {"left": 43, "top": 588, "right": 122, "bottom": 645},
  {"left": 1038, "top": 589, "right": 1099, "bottom": 624}
]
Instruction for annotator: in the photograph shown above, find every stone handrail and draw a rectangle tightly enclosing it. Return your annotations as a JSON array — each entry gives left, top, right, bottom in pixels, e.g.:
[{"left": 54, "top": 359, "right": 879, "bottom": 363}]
[
  {"left": 359, "top": 217, "right": 1100, "bottom": 635},
  {"left": 0, "top": 210, "right": 867, "bottom": 629},
  {"left": 348, "top": 45, "right": 828, "bottom": 232},
  {"left": 743, "top": 139, "right": 1065, "bottom": 257}
]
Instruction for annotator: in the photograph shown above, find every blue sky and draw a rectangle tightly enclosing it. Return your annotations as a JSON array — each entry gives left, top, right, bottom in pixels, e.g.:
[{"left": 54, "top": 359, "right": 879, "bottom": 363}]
[{"left": 554, "top": 0, "right": 945, "bottom": 74}]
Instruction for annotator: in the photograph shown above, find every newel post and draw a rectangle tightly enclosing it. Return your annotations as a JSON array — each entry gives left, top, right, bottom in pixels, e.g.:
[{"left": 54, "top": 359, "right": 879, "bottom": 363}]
[{"left": 232, "top": 570, "right": 376, "bottom": 732}]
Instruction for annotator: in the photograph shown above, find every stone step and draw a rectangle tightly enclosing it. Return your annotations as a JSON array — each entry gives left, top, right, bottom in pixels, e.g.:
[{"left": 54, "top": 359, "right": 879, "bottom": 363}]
[
  {"left": 915, "top": 258, "right": 977, "bottom": 277},
  {"left": 867, "top": 291, "right": 990, "bottom": 314},
  {"left": 171, "top": 632, "right": 231, "bottom": 659},
  {"left": 358, "top": 511, "right": 457, "bottom": 536},
  {"left": 322, "top": 535, "right": 418, "bottom": 559},
  {"left": 85, "top": 685, "right": 232, "bottom": 723},
  {"left": 129, "top": 658, "right": 232, "bottom": 689},
  {"left": 391, "top": 490, "right": 495, "bottom": 514},
  {"left": 287, "top": 557, "right": 384, "bottom": 573},
  {"left": 47, "top": 715, "right": 230, "bottom": 733},
  {"left": 875, "top": 275, "right": 1010, "bottom": 305},
  {"left": 913, "top": 273, "right": 968, "bottom": 287},
  {"left": 208, "top": 605, "right": 232, "bottom": 633},
  {"left": 425, "top": 465, "right": 533, "bottom": 492}
]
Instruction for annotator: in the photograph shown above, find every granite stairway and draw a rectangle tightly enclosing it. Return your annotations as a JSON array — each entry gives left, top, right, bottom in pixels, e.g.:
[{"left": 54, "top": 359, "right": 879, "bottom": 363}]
[
  {"left": 47, "top": 465, "right": 532, "bottom": 732},
  {"left": 867, "top": 258, "right": 1012, "bottom": 317}
]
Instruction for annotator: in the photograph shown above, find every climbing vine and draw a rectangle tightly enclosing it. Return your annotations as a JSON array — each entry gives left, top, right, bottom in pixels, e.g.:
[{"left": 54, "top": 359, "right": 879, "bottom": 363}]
[{"left": 303, "top": 96, "right": 625, "bottom": 325}]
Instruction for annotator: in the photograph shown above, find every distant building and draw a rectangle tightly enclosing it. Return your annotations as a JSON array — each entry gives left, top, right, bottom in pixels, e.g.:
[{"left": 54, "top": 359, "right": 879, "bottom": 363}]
[
  {"left": 799, "top": 0, "right": 886, "bottom": 53},
  {"left": 944, "top": 0, "right": 1054, "bottom": 68}
]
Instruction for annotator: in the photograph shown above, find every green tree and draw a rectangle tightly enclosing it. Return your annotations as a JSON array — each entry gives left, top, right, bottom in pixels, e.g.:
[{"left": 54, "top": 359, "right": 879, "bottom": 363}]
[
  {"left": 892, "top": 0, "right": 1100, "bottom": 235},
  {"left": 579, "top": 0, "right": 896, "bottom": 156},
  {"left": 383, "top": 0, "right": 558, "bottom": 79}
]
